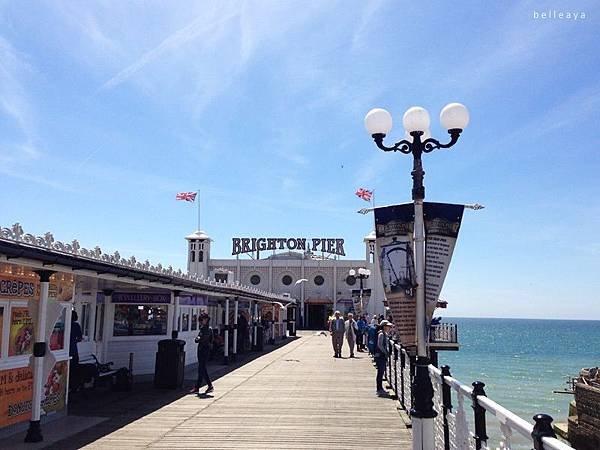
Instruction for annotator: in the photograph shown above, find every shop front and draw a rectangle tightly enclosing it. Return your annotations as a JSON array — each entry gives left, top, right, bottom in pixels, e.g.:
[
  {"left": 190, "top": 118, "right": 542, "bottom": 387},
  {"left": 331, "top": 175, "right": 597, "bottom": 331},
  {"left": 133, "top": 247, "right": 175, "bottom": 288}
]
[{"left": 0, "top": 263, "right": 73, "bottom": 438}]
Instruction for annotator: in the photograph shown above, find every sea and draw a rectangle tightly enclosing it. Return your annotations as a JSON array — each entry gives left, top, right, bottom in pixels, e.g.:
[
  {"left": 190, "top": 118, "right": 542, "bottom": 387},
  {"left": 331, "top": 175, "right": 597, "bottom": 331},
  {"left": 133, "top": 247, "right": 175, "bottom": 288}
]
[{"left": 438, "top": 318, "right": 600, "bottom": 446}]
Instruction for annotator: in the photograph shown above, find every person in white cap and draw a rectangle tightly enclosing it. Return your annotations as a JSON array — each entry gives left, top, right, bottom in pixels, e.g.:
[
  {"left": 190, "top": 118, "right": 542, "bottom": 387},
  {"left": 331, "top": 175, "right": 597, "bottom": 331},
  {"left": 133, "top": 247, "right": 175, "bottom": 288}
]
[{"left": 375, "top": 320, "right": 392, "bottom": 395}]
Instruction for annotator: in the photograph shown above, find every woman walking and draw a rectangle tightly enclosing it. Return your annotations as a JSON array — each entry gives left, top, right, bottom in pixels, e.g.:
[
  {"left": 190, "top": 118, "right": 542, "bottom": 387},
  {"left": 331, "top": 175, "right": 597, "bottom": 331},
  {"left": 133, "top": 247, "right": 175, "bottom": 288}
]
[
  {"left": 192, "top": 313, "right": 214, "bottom": 394},
  {"left": 374, "top": 320, "right": 392, "bottom": 396}
]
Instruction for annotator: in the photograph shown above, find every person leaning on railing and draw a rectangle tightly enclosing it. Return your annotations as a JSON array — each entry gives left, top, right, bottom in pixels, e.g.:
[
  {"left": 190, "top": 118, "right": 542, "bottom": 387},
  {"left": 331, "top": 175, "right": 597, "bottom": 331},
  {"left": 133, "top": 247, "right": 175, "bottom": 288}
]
[{"left": 374, "top": 320, "right": 392, "bottom": 396}]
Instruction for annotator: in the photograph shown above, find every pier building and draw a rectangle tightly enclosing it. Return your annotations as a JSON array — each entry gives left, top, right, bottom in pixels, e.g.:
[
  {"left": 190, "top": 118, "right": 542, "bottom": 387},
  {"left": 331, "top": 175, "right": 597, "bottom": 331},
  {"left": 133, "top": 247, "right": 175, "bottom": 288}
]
[{"left": 185, "top": 229, "right": 387, "bottom": 328}]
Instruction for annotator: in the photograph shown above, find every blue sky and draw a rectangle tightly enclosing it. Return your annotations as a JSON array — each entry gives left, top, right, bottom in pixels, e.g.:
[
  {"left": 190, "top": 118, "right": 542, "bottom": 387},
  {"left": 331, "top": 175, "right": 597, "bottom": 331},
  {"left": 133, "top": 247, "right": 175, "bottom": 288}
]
[{"left": 1, "top": 1, "right": 598, "bottom": 319}]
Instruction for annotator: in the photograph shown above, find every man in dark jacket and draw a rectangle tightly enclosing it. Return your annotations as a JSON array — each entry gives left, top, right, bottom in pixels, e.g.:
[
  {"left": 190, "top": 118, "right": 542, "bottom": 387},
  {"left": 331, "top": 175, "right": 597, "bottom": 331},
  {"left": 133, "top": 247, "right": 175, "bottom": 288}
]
[{"left": 192, "top": 313, "right": 214, "bottom": 394}]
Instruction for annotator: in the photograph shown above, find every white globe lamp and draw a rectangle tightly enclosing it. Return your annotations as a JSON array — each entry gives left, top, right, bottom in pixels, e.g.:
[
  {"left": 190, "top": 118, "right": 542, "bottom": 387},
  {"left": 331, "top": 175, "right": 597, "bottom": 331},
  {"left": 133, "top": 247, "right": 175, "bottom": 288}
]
[
  {"left": 402, "top": 106, "right": 430, "bottom": 133},
  {"left": 440, "top": 103, "right": 470, "bottom": 130},
  {"left": 364, "top": 108, "right": 393, "bottom": 135}
]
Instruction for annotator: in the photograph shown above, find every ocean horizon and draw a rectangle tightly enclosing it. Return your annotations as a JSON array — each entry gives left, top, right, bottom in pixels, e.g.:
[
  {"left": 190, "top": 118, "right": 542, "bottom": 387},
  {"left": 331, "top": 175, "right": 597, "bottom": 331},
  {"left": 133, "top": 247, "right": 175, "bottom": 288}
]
[{"left": 436, "top": 317, "right": 599, "bottom": 444}]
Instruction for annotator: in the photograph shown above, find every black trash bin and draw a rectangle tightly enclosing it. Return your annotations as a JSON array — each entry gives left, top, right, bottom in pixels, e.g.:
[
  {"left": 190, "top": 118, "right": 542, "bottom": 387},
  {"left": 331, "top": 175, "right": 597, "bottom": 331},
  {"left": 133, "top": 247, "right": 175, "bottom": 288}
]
[{"left": 154, "top": 339, "right": 186, "bottom": 389}]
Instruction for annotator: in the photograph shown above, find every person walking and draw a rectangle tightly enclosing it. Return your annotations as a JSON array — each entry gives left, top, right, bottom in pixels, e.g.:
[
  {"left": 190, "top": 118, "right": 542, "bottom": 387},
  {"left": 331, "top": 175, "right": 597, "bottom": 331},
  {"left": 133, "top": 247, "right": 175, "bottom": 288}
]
[
  {"left": 68, "top": 311, "right": 83, "bottom": 390},
  {"left": 344, "top": 313, "right": 358, "bottom": 358},
  {"left": 329, "top": 310, "right": 345, "bottom": 358},
  {"left": 375, "top": 320, "right": 392, "bottom": 396},
  {"left": 192, "top": 313, "right": 214, "bottom": 394},
  {"left": 356, "top": 315, "right": 368, "bottom": 351},
  {"left": 367, "top": 318, "right": 379, "bottom": 355}
]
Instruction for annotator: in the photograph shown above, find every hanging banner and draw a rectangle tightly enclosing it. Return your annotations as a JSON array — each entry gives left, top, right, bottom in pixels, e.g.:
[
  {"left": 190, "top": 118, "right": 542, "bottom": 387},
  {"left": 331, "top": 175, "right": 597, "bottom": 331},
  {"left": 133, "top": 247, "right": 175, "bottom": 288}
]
[
  {"left": 423, "top": 202, "right": 465, "bottom": 325},
  {"left": 374, "top": 203, "right": 417, "bottom": 347}
]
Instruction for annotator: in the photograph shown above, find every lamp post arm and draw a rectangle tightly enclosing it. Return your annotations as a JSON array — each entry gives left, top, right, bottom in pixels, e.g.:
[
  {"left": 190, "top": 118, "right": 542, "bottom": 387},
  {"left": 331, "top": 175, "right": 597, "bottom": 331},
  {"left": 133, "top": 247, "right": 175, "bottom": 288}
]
[
  {"left": 422, "top": 129, "right": 462, "bottom": 153},
  {"left": 372, "top": 133, "right": 413, "bottom": 154}
]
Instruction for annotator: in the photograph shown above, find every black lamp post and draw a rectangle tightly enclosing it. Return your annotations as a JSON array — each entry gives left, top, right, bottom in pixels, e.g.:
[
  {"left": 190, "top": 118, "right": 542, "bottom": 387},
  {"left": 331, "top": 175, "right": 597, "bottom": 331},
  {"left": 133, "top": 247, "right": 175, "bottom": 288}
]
[{"left": 364, "top": 103, "right": 469, "bottom": 450}]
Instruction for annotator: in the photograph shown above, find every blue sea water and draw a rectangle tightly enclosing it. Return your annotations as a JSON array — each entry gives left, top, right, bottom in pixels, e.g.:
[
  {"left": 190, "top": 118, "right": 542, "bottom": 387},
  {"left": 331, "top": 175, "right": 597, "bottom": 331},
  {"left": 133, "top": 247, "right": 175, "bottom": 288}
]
[{"left": 439, "top": 318, "right": 600, "bottom": 443}]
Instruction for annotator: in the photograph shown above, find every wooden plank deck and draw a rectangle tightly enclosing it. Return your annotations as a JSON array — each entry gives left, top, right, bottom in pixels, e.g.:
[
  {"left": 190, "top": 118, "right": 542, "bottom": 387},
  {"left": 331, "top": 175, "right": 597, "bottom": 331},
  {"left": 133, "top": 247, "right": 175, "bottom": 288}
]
[{"left": 82, "top": 332, "right": 411, "bottom": 449}]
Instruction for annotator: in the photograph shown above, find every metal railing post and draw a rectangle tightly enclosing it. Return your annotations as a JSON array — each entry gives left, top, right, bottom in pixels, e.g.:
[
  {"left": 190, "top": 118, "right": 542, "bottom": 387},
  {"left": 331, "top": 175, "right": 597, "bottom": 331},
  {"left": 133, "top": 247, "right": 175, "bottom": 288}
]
[
  {"left": 441, "top": 365, "right": 453, "bottom": 450},
  {"left": 393, "top": 344, "right": 399, "bottom": 398},
  {"left": 531, "top": 414, "right": 557, "bottom": 450},
  {"left": 471, "top": 381, "right": 488, "bottom": 450},
  {"left": 400, "top": 348, "right": 406, "bottom": 409}
]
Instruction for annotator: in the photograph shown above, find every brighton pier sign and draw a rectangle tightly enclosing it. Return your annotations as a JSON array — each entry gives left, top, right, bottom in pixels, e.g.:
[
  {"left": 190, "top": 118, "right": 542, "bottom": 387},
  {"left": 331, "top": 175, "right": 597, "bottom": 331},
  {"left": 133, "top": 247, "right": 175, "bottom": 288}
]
[{"left": 232, "top": 237, "right": 345, "bottom": 256}]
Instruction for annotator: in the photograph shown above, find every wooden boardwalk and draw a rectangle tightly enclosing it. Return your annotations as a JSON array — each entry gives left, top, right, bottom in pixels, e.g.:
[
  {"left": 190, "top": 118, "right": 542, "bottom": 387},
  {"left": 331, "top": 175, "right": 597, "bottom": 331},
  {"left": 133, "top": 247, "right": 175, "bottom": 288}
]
[{"left": 81, "top": 332, "right": 411, "bottom": 449}]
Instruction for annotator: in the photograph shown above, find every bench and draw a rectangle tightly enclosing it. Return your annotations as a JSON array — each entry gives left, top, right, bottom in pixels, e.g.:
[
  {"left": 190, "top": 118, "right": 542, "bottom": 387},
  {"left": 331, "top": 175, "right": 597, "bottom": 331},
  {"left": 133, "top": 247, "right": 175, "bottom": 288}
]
[{"left": 76, "top": 341, "right": 118, "bottom": 389}]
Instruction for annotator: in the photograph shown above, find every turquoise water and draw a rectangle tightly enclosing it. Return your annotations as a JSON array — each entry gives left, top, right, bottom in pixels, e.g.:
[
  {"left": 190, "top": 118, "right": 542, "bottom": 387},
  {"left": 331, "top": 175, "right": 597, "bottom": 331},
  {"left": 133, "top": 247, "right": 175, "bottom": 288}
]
[{"left": 439, "top": 318, "right": 600, "bottom": 443}]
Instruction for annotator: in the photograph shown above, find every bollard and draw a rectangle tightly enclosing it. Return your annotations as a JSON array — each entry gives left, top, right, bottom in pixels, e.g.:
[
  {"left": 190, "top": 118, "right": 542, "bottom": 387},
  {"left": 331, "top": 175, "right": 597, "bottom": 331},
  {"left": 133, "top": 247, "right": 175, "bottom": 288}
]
[
  {"left": 441, "top": 365, "right": 453, "bottom": 450},
  {"left": 471, "top": 381, "right": 488, "bottom": 450},
  {"left": 531, "top": 414, "right": 557, "bottom": 450}
]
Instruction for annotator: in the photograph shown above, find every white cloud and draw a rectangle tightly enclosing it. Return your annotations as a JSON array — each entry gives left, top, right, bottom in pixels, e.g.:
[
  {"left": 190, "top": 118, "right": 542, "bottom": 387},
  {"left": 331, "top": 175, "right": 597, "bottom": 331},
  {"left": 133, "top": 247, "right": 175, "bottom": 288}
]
[{"left": 0, "top": 36, "right": 40, "bottom": 162}]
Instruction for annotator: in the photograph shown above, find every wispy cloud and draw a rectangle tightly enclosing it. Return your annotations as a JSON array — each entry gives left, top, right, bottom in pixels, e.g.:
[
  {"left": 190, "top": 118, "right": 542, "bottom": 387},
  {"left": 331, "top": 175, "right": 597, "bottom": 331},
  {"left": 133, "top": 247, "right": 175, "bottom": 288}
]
[
  {"left": 101, "top": 10, "right": 240, "bottom": 91},
  {"left": 0, "top": 36, "right": 40, "bottom": 162}
]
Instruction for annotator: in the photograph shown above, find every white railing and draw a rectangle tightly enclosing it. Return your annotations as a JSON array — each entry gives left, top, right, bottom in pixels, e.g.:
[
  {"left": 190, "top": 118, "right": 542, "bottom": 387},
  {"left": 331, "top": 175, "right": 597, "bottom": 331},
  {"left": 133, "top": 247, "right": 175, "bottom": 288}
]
[{"left": 386, "top": 340, "right": 574, "bottom": 450}]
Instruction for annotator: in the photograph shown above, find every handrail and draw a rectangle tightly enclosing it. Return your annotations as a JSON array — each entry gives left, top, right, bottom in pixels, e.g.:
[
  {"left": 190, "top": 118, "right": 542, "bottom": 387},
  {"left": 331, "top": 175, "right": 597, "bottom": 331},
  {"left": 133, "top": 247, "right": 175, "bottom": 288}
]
[{"left": 385, "top": 339, "right": 574, "bottom": 450}]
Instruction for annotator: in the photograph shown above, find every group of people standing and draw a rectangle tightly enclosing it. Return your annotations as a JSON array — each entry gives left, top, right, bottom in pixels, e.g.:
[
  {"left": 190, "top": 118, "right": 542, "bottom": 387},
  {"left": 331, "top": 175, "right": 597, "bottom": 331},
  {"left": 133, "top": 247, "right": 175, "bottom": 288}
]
[
  {"left": 328, "top": 311, "right": 393, "bottom": 396},
  {"left": 328, "top": 311, "right": 369, "bottom": 358}
]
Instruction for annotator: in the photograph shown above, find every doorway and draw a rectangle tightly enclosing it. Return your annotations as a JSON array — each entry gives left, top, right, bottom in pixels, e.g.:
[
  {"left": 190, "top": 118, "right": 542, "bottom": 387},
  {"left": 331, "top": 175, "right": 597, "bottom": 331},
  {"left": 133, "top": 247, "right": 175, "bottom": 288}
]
[{"left": 307, "top": 305, "right": 327, "bottom": 330}]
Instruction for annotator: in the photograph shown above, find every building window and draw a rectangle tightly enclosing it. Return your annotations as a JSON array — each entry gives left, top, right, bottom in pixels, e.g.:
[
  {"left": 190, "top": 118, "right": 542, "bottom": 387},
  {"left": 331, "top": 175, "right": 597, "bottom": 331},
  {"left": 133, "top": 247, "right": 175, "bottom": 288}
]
[
  {"left": 314, "top": 275, "right": 325, "bottom": 286},
  {"left": 181, "top": 310, "right": 190, "bottom": 331},
  {"left": 191, "top": 251, "right": 195, "bottom": 262},
  {"left": 215, "top": 273, "right": 228, "bottom": 283},
  {"left": 198, "top": 251, "right": 204, "bottom": 262},
  {"left": 49, "top": 308, "right": 66, "bottom": 351},
  {"left": 191, "top": 309, "right": 198, "bottom": 330},
  {"left": 282, "top": 275, "right": 293, "bottom": 286},
  {"left": 250, "top": 275, "right": 261, "bottom": 285},
  {"left": 346, "top": 275, "right": 356, "bottom": 286},
  {"left": 113, "top": 305, "right": 168, "bottom": 336}
]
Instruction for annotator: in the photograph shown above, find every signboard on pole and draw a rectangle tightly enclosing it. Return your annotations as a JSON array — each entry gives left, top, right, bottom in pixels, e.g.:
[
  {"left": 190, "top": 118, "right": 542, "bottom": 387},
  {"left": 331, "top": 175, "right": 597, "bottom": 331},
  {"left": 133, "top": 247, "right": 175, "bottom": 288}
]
[
  {"left": 423, "top": 202, "right": 465, "bottom": 325},
  {"left": 374, "top": 203, "right": 417, "bottom": 347},
  {"left": 351, "top": 289, "right": 371, "bottom": 316}
]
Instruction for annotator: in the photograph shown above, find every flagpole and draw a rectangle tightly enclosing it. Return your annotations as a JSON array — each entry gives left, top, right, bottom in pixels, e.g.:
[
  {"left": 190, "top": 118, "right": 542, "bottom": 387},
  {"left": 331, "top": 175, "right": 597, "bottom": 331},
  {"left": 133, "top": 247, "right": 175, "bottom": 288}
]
[{"left": 197, "top": 189, "right": 201, "bottom": 231}]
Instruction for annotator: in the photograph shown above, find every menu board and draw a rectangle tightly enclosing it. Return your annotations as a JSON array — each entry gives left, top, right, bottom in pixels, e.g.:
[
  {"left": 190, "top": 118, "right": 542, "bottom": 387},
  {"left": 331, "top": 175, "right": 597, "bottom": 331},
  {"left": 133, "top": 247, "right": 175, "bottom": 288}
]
[
  {"left": 9, "top": 307, "right": 35, "bottom": 356},
  {"left": 0, "top": 306, "right": 3, "bottom": 358},
  {"left": 0, "top": 366, "right": 33, "bottom": 427},
  {"left": 0, "top": 361, "right": 69, "bottom": 428}
]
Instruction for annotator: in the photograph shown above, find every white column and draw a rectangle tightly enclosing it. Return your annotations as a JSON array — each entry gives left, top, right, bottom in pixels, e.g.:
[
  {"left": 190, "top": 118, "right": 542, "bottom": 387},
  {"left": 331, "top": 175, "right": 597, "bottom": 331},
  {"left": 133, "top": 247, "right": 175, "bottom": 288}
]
[
  {"left": 300, "top": 260, "right": 305, "bottom": 328},
  {"left": 101, "top": 290, "right": 113, "bottom": 367},
  {"left": 224, "top": 298, "right": 230, "bottom": 363},
  {"left": 254, "top": 301, "right": 259, "bottom": 349},
  {"left": 25, "top": 270, "right": 53, "bottom": 443},
  {"left": 412, "top": 199, "right": 435, "bottom": 450},
  {"left": 172, "top": 291, "right": 181, "bottom": 339},
  {"left": 333, "top": 265, "right": 337, "bottom": 313},
  {"left": 414, "top": 200, "right": 426, "bottom": 357},
  {"left": 271, "top": 304, "right": 276, "bottom": 343},
  {"left": 233, "top": 298, "right": 239, "bottom": 358}
]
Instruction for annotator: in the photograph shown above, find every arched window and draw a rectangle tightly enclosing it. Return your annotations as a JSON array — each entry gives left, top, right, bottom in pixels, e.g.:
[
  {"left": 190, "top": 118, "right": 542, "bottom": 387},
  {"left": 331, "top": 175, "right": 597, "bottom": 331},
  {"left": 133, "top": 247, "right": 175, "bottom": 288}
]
[
  {"left": 198, "top": 250, "right": 204, "bottom": 262},
  {"left": 190, "top": 251, "right": 195, "bottom": 262}
]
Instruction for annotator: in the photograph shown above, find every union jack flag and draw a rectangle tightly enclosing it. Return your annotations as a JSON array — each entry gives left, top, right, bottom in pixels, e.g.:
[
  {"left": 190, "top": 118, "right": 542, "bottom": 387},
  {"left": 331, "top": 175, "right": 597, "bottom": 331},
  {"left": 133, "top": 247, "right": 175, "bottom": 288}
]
[
  {"left": 176, "top": 192, "right": 197, "bottom": 202},
  {"left": 355, "top": 188, "right": 373, "bottom": 202}
]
